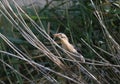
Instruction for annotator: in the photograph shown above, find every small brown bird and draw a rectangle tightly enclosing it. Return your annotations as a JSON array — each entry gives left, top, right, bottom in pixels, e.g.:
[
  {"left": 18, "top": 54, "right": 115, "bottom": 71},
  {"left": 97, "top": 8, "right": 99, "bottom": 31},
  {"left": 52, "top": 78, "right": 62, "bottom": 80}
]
[{"left": 54, "top": 33, "right": 85, "bottom": 62}]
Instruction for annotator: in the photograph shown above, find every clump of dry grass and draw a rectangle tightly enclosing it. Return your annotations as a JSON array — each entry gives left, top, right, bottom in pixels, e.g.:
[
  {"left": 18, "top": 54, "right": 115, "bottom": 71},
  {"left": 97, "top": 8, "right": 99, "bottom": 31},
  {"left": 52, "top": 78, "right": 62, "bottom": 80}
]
[{"left": 0, "top": 0, "right": 120, "bottom": 84}]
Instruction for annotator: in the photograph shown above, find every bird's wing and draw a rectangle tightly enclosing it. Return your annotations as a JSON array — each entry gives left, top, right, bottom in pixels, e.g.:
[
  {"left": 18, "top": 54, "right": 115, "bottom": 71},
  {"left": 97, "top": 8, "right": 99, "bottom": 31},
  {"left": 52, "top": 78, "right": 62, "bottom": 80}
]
[
  {"left": 74, "top": 46, "right": 82, "bottom": 54},
  {"left": 72, "top": 52, "right": 85, "bottom": 62}
]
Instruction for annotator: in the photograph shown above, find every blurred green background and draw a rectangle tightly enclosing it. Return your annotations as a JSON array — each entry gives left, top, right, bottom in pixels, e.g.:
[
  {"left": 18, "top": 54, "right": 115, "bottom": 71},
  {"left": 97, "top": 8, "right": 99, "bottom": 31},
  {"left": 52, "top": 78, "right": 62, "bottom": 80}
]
[{"left": 0, "top": 0, "right": 120, "bottom": 84}]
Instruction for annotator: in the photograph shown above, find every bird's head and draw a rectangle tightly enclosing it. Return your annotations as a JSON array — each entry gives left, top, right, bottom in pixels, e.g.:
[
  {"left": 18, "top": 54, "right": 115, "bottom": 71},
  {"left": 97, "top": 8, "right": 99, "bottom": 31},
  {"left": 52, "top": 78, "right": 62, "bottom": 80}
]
[{"left": 53, "top": 33, "right": 69, "bottom": 42}]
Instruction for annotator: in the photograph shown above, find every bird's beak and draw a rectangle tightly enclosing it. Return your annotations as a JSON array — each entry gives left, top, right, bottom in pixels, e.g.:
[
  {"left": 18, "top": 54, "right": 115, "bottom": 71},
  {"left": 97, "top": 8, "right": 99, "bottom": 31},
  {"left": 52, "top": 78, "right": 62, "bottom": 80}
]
[
  {"left": 53, "top": 34, "right": 61, "bottom": 43},
  {"left": 53, "top": 34, "right": 60, "bottom": 38}
]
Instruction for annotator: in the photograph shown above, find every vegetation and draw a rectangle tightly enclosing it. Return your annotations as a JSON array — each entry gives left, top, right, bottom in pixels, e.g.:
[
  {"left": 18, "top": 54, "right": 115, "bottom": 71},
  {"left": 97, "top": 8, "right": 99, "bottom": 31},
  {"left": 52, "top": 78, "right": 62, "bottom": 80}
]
[{"left": 0, "top": 0, "right": 120, "bottom": 84}]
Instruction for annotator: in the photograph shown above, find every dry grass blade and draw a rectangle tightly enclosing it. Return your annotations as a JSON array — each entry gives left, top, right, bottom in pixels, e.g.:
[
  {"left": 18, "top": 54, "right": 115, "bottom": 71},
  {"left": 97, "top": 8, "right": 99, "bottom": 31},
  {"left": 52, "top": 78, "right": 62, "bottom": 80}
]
[
  {"left": 0, "top": 58, "right": 33, "bottom": 83},
  {"left": 0, "top": 0, "right": 119, "bottom": 83},
  {"left": 0, "top": 34, "right": 80, "bottom": 83},
  {"left": 90, "top": 0, "right": 120, "bottom": 52},
  {"left": 0, "top": 0, "right": 86, "bottom": 83},
  {"left": 1, "top": 0, "right": 66, "bottom": 70}
]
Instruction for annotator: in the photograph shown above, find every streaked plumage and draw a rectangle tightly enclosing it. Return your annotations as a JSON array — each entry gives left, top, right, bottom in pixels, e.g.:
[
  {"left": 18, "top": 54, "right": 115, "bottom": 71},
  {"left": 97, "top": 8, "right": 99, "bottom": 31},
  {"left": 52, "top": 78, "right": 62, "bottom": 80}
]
[{"left": 54, "top": 33, "right": 85, "bottom": 62}]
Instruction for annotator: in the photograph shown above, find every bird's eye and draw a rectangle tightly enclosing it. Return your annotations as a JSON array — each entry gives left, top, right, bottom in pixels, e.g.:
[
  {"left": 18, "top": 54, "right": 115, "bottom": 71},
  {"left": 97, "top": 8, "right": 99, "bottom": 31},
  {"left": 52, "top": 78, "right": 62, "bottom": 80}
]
[{"left": 61, "top": 36, "right": 65, "bottom": 38}]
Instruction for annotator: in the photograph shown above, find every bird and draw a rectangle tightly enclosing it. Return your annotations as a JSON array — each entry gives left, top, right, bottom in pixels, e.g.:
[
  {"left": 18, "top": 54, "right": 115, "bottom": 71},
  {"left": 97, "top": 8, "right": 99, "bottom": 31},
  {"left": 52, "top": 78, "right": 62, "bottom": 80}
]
[{"left": 53, "top": 33, "right": 85, "bottom": 62}]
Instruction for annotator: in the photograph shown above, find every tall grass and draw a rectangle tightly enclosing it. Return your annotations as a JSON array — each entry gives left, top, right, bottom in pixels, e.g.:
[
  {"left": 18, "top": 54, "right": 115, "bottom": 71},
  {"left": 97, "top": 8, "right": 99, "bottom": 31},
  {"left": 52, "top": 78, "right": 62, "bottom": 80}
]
[{"left": 0, "top": 0, "right": 120, "bottom": 84}]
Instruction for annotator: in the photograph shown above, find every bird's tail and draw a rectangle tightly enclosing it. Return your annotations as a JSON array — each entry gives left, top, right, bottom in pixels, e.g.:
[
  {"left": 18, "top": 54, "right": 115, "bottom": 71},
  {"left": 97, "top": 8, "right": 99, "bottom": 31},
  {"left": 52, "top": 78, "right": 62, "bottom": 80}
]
[{"left": 73, "top": 53, "right": 85, "bottom": 63}]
